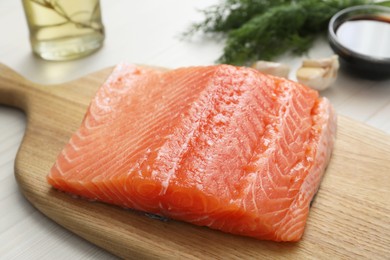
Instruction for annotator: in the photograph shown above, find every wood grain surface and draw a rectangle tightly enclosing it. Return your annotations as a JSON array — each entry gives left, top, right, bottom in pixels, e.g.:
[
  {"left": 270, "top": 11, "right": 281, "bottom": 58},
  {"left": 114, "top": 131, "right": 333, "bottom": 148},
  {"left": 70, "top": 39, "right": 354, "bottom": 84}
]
[{"left": 0, "top": 63, "right": 389, "bottom": 259}]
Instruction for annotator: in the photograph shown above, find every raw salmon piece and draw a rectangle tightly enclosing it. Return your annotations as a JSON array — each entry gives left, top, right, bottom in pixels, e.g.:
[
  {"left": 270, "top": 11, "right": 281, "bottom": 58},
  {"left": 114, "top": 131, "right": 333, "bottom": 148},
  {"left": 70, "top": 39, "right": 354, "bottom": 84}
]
[{"left": 47, "top": 63, "right": 336, "bottom": 242}]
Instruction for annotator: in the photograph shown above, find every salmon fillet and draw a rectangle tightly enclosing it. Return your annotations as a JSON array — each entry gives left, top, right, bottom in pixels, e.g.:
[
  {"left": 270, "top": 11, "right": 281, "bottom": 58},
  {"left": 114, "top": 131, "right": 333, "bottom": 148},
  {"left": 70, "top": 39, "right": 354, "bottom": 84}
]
[{"left": 47, "top": 63, "right": 337, "bottom": 242}]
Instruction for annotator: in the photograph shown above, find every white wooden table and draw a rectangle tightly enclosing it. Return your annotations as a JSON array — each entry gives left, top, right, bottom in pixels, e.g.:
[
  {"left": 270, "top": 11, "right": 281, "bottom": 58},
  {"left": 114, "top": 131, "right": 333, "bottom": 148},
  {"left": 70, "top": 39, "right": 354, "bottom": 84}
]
[{"left": 0, "top": 1, "right": 389, "bottom": 259}]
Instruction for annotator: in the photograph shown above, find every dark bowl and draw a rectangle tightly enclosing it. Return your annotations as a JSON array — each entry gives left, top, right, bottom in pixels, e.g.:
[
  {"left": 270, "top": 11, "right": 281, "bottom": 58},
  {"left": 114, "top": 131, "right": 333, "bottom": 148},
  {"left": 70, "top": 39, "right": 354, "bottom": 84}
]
[{"left": 328, "top": 5, "right": 390, "bottom": 80}]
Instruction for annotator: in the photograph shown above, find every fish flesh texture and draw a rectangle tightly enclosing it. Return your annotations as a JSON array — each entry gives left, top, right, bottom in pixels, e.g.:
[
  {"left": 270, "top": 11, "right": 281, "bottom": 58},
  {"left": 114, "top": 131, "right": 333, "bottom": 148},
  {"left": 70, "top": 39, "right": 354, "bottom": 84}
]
[{"left": 47, "top": 63, "right": 337, "bottom": 241}]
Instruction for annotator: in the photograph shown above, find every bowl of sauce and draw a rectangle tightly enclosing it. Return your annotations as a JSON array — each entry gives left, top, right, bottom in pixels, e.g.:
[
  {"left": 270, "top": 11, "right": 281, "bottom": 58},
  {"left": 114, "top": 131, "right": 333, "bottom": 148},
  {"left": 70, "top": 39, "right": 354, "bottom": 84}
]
[{"left": 328, "top": 5, "right": 390, "bottom": 79}]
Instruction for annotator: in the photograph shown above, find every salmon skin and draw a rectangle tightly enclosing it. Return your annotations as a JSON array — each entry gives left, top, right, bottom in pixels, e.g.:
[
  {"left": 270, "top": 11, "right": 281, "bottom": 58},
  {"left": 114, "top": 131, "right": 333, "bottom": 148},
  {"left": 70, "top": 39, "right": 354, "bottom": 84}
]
[{"left": 47, "top": 63, "right": 336, "bottom": 242}]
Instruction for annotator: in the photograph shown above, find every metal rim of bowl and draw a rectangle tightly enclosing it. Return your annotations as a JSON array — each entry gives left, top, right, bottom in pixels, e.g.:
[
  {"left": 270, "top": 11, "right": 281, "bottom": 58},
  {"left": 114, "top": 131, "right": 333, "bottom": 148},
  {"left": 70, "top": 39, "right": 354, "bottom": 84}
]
[{"left": 328, "top": 4, "right": 390, "bottom": 65}]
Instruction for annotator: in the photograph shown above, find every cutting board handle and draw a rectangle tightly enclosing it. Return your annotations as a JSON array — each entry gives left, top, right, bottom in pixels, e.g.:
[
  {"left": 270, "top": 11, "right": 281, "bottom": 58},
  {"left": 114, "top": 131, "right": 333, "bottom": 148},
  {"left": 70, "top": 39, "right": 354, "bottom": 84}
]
[{"left": 0, "top": 63, "right": 34, "bottom": 111}]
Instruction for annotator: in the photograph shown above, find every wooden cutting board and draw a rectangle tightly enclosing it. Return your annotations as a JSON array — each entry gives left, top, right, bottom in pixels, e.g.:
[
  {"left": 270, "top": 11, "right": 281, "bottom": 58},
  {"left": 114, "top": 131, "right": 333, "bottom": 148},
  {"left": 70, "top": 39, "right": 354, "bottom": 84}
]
[{"left": 0, "top": 63, "right": 389, "bottom": 259}]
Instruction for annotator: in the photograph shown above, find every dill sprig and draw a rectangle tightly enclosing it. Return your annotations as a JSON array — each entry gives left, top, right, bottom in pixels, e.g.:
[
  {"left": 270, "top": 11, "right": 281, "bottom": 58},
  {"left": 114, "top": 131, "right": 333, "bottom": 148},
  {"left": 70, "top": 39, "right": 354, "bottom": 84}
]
[
  {"left": 185, "top": 0, "right": 376, "bottom": 65},
  {"left": 29, "top": 0, "right": 103, "bottom": 33},
  {"left": 185, "top": 0, "right": 291, "bottom": 34}
]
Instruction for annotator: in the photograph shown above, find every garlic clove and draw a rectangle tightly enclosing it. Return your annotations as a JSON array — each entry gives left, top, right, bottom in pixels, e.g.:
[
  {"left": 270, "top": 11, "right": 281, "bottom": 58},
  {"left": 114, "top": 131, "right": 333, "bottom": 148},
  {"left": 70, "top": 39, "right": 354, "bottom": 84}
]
[
  {"left": 296, "top": 55, "right": 339, "bottom": 91},
  {"left": 297, "top": 67, "right": 332, "bottom": 91},
  {"left": 297, "top": 67, "right": 326, "bottom": 79},
  {"left": 252, "top": 61, "right": 290, "bottom": 78},
  {"left": 302, "top": 56, "right": 338, "bottom": 68}
]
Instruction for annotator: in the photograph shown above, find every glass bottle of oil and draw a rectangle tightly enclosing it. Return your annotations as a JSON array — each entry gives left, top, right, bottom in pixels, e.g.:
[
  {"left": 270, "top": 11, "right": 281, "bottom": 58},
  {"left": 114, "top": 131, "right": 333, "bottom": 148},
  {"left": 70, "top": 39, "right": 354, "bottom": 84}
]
[{"left": 22, "top": 0, "right": 105, "bottom": 61}]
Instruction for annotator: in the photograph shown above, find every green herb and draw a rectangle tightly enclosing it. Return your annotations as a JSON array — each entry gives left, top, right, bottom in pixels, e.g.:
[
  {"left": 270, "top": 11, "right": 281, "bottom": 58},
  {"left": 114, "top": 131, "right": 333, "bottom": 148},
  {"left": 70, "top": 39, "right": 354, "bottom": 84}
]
[
  {"left": 29, "top": 0, "right": 103, "bottom": 33},
  {"left": 377, "top": 0, "right": 390, "bottom": 7},
  {"left": 185, "top": 0, "right": 291, "bottom": 35},
  {"left": 185, "top": 0, "right": 382, "bottom": 65}
]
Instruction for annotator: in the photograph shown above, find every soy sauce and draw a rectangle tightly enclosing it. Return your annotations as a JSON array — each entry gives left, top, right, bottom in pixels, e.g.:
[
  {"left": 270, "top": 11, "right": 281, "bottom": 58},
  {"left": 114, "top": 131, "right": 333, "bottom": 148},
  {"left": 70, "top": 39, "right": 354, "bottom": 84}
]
[{"left": 336, "top": 16, "right": 390, "bottom": 59}]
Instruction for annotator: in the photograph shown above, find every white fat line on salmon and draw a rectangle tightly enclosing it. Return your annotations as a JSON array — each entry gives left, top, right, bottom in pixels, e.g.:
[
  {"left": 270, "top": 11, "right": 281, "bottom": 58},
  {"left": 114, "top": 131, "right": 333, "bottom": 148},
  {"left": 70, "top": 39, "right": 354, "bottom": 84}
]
[
  {"left": 94, "top": 95, "right": 115, "bottom": 111},
  {"left": 61, "top": 148, "right": 74, "bottom": 164},
  {"left": 53, "top": 157, "right": 68, "bottom": 177},
  {"left": 251, "top": 173, "right": 259, "bottom": 213},
  {"left": 189, "top": 215, "right": 211, "bottom": 223},
  {"left": 84, "top": 110, "right": 105, "bottom": 130},
  {"left": 152, "top": 82, "right": 222, "bottom": 195},
  {"left": 69, "top": 138, "right": 80, "bottom": 151}
]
